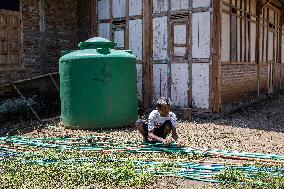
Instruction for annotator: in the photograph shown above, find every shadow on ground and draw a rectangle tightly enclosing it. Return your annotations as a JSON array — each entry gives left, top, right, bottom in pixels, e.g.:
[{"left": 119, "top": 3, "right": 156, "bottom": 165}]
[{"left": 193, "top": 92, "right": 284, "bottom": 133}]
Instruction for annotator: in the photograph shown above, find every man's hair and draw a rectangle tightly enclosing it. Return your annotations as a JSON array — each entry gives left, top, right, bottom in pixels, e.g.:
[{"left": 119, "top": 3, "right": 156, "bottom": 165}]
[{"left": 156, "top": 97, "right": 172, "bottom": 108}]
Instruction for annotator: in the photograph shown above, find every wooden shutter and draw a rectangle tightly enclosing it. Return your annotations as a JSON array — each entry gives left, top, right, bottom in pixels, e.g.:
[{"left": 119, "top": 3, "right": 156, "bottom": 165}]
[{"left": 0, "top": 10, "right": 22, "bottom": 69}]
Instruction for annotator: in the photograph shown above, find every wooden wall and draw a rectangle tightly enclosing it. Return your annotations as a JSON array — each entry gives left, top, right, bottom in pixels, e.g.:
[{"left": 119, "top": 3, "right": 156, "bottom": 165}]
[
  {"left": 96, "top": 0, "right": 213, "bottom": 110},
  {"left": 220, "top": 0, "right": 283, "bottom": 112},
  {"left": 97, "top": 0, "right": 144, "bottom": 102}
]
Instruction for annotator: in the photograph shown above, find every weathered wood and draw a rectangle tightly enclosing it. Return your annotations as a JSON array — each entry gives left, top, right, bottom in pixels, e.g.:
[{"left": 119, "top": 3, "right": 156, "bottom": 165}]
[
  {"left": 167, "top": 0, "right": 171, "bottom": 99},
  {"left": 0, "top": 11, "right": 22, "bottom": 69},
  {"left": 142, "top": 0, "right": 152, "bottom": 107},
  {"left": 0, "top": 72, "right": 59, "bottom": 89},
  {"left": 125, "top": 0, "right": 129, "bottom": 49},
  {"left": 266, "top": 8, "right": 269, "bottom": 62},
  {"left": 240, "top": 0, "right": 243, "bottom": 61},
  {"left": 221, "top": 61, "right": 257, "bottom": 64},
  {"left": 39, "top": 0, "right": 46, "bottom": 74},
  {"left": 280, "top": 7, "right": 284, "bottom": 88},
  {"left": 12, "top": 82, "right": 42, "bottom": 123},
  {"left": 256, "top": 0, "right": 261, "bottom": 98},
  {"left": 91, "top": 0, "right": 98, "bottom": 36},
  {"left": 261, "top": 0, "right": 273, "bottom": 9},
  {"left": 212, "top": 0, "right": 222, "bottom": 113},
  {"left": 248, "top": 0, "right": 251, "bottom": 62},
  {"left": 109, "top": 0, "right": 113, "bottom": 39},
  {"left": 192, "top": 7, "right": 210, "bottom": 13}
]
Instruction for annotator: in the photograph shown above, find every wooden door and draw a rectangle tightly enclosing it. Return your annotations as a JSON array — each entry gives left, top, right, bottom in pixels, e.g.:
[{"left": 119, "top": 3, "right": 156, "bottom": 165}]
[{"left": 0, "top": 10, "right": 22, "bottom": 69}]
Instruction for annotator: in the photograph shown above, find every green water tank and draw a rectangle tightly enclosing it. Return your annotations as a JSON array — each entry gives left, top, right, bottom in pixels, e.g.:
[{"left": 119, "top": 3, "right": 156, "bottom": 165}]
[{"left": 59, "top": 37, "right": 137, "bottom": 129}]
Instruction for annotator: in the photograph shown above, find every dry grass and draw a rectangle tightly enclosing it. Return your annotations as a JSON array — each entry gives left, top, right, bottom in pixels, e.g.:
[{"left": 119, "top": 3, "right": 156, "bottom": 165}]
[{"left": 1, "top": 94, "right": 284, "bottom": 188}]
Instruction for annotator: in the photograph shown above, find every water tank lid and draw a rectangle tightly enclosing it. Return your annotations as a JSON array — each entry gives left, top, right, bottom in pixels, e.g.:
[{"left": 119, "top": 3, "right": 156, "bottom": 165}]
[{"left": 78, "top": 37, "right": 116, "bottom": 49}]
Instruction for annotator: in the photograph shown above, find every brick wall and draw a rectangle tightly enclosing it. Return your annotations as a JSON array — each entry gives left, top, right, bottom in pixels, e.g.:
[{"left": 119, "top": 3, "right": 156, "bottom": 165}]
[
  {"left": 221, "top": 64, "right": 258, "bottom": 112},
  {"left": 281, "top": 64, "right": 284, "bottom": 89},
  {"left": 221, "top": 63, "right": 283, "bottom": 112},
  {"left": 274, "top": 63, "right": 281, "bottom": 90},
  {"left": 259, "top": 64, "right": 268, "bottom": 95},
  {"left": 0, "top": 0, "right": 91, "bottom": 85},
  {"left": 45, "top": 0, "right": 79, "bottom": 73}
]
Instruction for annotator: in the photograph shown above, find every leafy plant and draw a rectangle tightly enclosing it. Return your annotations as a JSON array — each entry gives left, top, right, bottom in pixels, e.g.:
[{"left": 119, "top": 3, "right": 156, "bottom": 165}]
[{"left": 216, "top": 167, "right": 284, "bottom": 189}]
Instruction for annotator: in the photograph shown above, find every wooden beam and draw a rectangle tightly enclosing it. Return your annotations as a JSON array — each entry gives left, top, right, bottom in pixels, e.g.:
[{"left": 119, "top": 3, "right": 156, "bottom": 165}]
[
  {"left": 256, "top": 0, "right": 261, "bottom": 98},
  {"left": 142, "top": 0, "right": 153, "bottom": 108},
  {"left": 125, "top": 0, "right": 129, "bottom": 49},
  {"left": 91, "top": 0, "right": 98, "bottom": 36},
  {"left": 261, "top": 0, "right": 272, "bottom": 9},
  {"left": 167, "top": 0, "right": 171, "bottom": 99},
  {"left": 188, "top": 0, "right": 193, "bottom": 108},
  {"left": 280, "top": 3, "right": 284, "bottom": 89},
  {"left": 212, "top": 0, "right": 222, "bottom": 113},
  {"left": 39, "top": 0, "right": 46, "bottom": 74}
]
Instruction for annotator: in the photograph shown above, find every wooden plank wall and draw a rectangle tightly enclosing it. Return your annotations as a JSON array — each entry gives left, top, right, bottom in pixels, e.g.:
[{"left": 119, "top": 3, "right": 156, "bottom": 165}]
[
  {"left": 191, "top": 0, "right": 211, "bottom": 110},
  {"left": 96, "top": 0, "right": 144, "bottom": 103},
  {"left": 150, "top": 0, "right": 212, "bottom": 110},
  {"left": 95, "top": 0, "right": 213, "bottom": 110},
  {"left": 151, "top": 0, "right": 191, "bottom": 108},
  {"left": 220, "top": 0, "right": 283, "bottom": 112}
]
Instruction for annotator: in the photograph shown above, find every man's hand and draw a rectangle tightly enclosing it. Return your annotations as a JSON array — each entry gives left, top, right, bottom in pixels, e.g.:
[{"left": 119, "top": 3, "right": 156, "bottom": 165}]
[
  {"left": 162, "top": 138, "right": 172, "bottom": 145},
  {"left": 176, "top": 139, "right": 185, "bottom": 147}
]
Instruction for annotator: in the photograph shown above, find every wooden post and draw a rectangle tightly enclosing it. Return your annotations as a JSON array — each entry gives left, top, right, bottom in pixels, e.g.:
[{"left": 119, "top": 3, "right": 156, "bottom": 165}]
[
  {"left": 39, "top": 0, "right": 46, "bottom": 74},
  {"left": 256, "top": 0, "right": 261, "bottom": 98},
  {"left": 142, "top": 0, "right": 153, "bottom": 108},
  {"left": 212, "top": 0, "right": 222, "bottom": 113},
  {"left": 280, "top": 5, "right": 284, "bottom": 89},
  {"left": 188, "top": 0, "right": 193, "bottom": 108},
  {"left": 125, "top": 0, "right": 129, "bottom": 49},
  {"left": 91, "top": 0, "right": 98, "bottom": 36}
]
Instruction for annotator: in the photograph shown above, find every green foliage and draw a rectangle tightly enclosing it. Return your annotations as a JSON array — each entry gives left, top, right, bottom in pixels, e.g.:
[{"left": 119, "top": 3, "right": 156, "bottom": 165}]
[
  {"left": 0, "top": 159, "right": 150, "bottom": 189},
  {"left": 216, "top": 167, "right": 284, "bottom": 189}
]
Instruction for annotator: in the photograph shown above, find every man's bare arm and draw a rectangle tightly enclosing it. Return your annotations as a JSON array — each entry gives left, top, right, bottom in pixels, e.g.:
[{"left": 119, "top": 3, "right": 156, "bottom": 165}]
[
  {"left": 171, "top": 128, "right": 179, "bottom": 141},
  {"left": 148, "top": 131, "right": 170, "bottom": 144}
]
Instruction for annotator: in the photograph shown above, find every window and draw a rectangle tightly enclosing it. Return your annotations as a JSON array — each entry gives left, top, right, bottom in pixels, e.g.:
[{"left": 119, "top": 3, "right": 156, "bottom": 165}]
[
  {"left": 112, "top": 20, "right": 127, "bottom": 49},
  {"left": 171, "top": 14, "right": 189, "bottom": 61}
]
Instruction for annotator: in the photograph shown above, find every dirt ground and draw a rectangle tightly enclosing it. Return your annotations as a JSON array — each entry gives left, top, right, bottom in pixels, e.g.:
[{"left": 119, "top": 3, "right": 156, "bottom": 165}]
[{"left": 1, "top": 93, "right": 284, "bottom": 188}]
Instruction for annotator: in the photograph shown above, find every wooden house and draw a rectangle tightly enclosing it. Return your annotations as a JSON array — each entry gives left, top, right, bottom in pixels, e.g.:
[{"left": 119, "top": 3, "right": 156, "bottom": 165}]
[
  {"left": 93, "top": 0, "right": 284, "bottom": 113},
  {"left": 0, "top": 0, "right": 284, "bottom": 115}
]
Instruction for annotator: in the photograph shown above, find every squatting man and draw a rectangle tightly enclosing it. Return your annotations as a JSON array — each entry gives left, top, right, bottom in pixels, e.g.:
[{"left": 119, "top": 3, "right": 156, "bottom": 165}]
[{"left": 135, "top": 97, "right": 184, "bottom": 146}]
